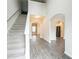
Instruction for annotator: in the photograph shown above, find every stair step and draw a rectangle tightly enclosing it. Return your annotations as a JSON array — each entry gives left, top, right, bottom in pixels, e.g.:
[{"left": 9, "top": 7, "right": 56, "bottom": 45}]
[
  {"left": 8, "top": 38, "right": 24, "bottom": 43},
  {"left": 7, "top": 42, "right": 24, "bottom": 50},
  {"left": 7, "top": 48, "right": 25, "bottom": 55},
  {"left": 7, "top": 14, "right": 26, "bottom": 59},
  {"left": 8, "top": 56, "right": 25, "bottom": 59}
]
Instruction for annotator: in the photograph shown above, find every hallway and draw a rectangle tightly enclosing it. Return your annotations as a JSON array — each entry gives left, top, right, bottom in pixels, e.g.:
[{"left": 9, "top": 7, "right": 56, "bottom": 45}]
[
  {"left": 7, "top": 14, "right": 26, "bottom": 59},
  {"left": 30, "top": 38, "right": 65, "bottom": 59}
]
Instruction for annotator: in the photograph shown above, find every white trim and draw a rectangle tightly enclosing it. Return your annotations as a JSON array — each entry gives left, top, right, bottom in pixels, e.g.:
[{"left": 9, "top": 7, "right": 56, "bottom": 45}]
[
  {"left": 64, "top": 51, "right": 72, "bottom": 58},
  {"left": 24, "top": 13, "right": 30, "bottom": 59},
  {"left": 48, "top": 40, "right": 51, "bottom": 43},
  {"left": 42, "top": 38, "right": 51, "bottom": 43}
]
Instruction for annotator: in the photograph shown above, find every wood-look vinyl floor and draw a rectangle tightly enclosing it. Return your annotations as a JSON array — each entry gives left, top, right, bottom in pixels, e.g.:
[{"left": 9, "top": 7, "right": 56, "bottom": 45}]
[{"left": 30, "top": 38, "right": 71, "bottom": 59}]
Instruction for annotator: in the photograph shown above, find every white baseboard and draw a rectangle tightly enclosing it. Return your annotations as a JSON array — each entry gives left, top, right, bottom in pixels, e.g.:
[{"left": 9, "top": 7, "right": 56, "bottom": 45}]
[
  {"left": 42, "top": 38, "right": 51, "bottom": 43},
  {"left": 64, "top": 51, "right": 72, "bottom": 58},
  {"left": 7, "top": 10, "right": 20, "bottom": 32}
]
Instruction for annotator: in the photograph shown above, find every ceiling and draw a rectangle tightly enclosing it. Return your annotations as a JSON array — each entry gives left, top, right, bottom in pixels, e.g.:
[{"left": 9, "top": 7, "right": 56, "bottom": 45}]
[
  {"left": 31, "top": 0, "right": 46, "bottom": 3},
  {"left": 30, "top": 15, "right": 45, "bottom": 24}
]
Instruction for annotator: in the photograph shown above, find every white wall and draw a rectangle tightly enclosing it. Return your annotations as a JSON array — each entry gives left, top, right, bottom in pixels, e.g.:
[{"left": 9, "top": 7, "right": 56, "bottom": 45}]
[
  {"left": 64, "top": 5, "right": 72, "bottom": 57},
  {"left": 7, "top": 0, "right": 19, "bottom": 20},
  {"left": 39, "top": 17, "right": 50, "bottom": 42},
  {"left": 29, "top": 1, "right": 48, "bottom": 39},
  {"left": 46, "top": 0, "right": 72, "bottom": 57},
  {"left": 29, "top": 1, "right": 47, "bottom": 16},
  {"left": 7, "top": 0, "right": 20, "bottom": 31}
]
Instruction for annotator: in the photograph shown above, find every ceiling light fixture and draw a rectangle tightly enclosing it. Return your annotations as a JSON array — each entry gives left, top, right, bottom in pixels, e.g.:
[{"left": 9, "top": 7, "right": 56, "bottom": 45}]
[{"left": 35, "top": 16, "right": 40, "bottom": 18}]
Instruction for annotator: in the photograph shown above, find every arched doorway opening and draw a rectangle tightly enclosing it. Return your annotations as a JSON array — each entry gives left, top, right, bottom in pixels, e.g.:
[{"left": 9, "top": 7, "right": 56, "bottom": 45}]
[
  {"left": 56, "top": 20, "right": 64, "bottom": 39},
  {"left": 50, "top": 14, "right": 65, "bottom": 40}
]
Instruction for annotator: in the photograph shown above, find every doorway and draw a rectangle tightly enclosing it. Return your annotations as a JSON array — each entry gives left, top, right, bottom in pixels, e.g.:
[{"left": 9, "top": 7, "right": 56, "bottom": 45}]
[
  {"left": 32, "top": 23, "right": 37, "bottom": 35},
  {"left": 56, "top": 20, "right": 64, "bottom": 39},
  {"left": 51, "top": 14, "right": 65, "bottom": 40},
  {"left": 56, "top": 26, "right": 61, "bottom": 37},
  {"left": 32, "top": 23, "right": 37, "bottom": 40}
]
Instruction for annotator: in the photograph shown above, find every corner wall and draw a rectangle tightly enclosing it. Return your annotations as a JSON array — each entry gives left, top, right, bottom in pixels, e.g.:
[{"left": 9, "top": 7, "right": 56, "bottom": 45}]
[{"left": 39, "top": 17, "right": 50, "bottom": 42}]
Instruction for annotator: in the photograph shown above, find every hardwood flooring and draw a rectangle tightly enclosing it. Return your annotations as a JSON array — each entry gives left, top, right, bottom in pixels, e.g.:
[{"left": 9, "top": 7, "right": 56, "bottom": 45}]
[{"left": 30, "top": 38, "right": 71, "bottom": 59}]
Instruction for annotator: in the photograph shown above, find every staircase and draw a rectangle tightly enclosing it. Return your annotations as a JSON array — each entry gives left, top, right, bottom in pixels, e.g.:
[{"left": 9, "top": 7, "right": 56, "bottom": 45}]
[{"left": 7, "top": 14, "right": 26, "bottom": 59}]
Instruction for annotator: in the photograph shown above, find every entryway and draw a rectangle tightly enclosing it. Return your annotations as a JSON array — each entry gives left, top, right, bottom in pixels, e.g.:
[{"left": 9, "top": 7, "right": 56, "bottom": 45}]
[
  {"left": 56, "top": 26, "right": 61, "bottom": 37},
  {"left": 32, "top": 23, "right": 37, "bottom": 40},
  {"left": 56, "top": 20, "right": 64, "bottom": 39},
  {"left": 50, "top": 14, "right": 65, "bottom": 40}
]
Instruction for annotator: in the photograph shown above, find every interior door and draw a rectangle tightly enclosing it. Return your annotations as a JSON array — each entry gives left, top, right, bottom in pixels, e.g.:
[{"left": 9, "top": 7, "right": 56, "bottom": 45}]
[{"left": 56, "top": 26, "right": 61, "bottom": 37}]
